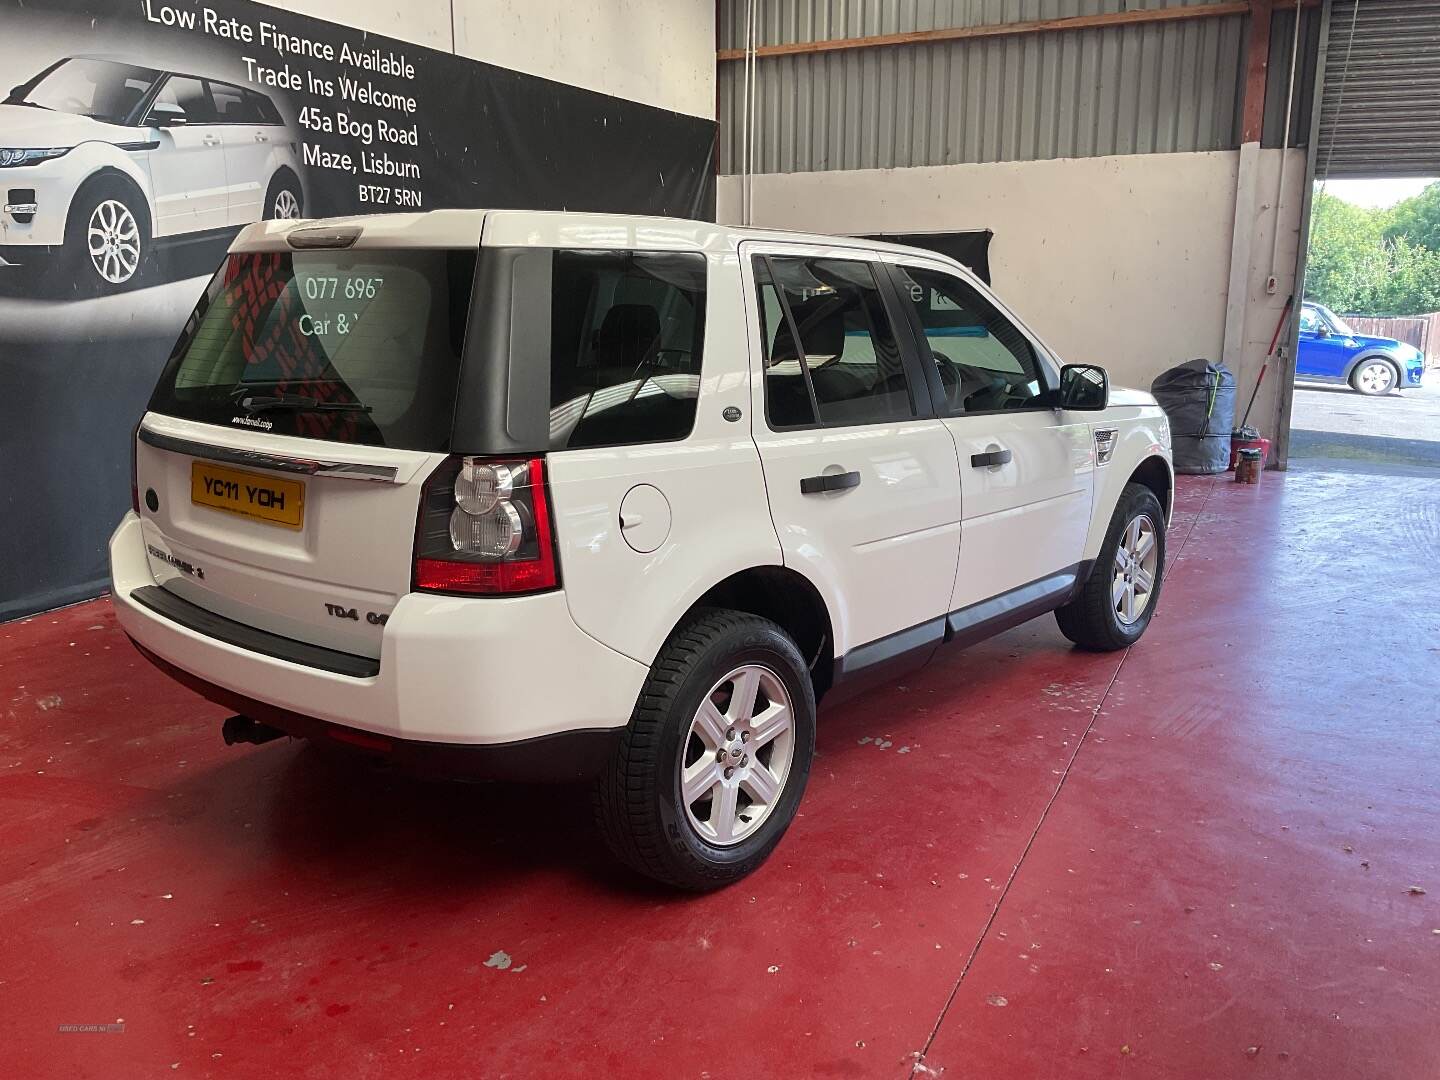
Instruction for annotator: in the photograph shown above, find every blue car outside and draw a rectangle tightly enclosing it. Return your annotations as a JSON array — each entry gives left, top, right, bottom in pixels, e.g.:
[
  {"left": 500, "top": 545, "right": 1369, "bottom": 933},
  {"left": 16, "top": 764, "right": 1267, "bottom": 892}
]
[{"left": 1297, "top": 302, "right": 1426, "bottom": 395}]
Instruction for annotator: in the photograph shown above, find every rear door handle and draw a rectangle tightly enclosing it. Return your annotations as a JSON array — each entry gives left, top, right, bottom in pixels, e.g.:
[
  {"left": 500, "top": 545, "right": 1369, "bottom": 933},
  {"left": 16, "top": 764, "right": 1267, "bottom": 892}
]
[
  {"left": 970, "top": 448, "right": 1013, "bottom": 468},
  {"left": 800, "top": 470, "right": 862, "bottom": 495}
]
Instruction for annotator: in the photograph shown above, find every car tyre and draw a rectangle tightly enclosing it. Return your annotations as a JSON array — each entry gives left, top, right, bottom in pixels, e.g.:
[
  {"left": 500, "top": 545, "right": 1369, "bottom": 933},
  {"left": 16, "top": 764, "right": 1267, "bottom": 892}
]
[
  {"left": 593, "top": 609, "right": 815, "bottom": 891},
  {"left": 61, "top": 176, "right": 149, "bottom": 295},
  {"left": 264, "top": 174, "right": 303, "bottom": 220},
  {"left": 1055, "top": 482, "right": 1166, "bottom": 651},
  {"left": 1350, "top": 358, "right": 1398, "bottom": 396}
]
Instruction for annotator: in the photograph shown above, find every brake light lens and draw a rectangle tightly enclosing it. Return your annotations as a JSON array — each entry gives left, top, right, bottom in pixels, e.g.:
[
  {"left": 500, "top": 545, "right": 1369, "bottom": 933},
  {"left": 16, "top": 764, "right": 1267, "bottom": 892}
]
[
  {"left": 414, "top": 455, "right": 558, "bottom": 595},
  {"left": 130, "top": 420, "right": 141, "bottom": 514}
]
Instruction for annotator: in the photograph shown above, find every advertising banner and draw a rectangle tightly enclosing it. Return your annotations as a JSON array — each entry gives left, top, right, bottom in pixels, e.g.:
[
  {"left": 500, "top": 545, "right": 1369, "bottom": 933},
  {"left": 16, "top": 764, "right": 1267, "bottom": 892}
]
[{"left": 0, "top": 0, "right": 716, "bottom": 620}]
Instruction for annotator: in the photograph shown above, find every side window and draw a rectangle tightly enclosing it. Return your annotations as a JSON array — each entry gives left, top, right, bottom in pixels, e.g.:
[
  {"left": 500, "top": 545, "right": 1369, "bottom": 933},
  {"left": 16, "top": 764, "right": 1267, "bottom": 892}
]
[
  {"left": 1299, "top": 307, "right": 1320, "bottom": 333},
  {"left": 148, "top": 76, "right": 215, "bottom": 124},
  {"left": 548, "top": 250, "right": 706, "bottom": 450},
  {"left": 249, "top": 90, "right": 283, "bottom": 126},
  {"left": 755, "top": 255, "right": 914, "bottom": 428},
  {"left": 896, "top": 265, "right": 1047, "bottom": 414},
  {"left": 211, "top": 82, "right": 261, "bottom": 123}
]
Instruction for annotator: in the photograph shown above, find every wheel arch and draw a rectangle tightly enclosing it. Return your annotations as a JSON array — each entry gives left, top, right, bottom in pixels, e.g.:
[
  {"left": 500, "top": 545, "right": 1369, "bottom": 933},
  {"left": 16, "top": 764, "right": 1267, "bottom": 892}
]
[
  {"left": 1343, "top": 351, "right": 1404, "bottom": 386},
  {"left": 678, "top": 566, "right": 837, "bottom": 703},
  {"left": 266, "top": 164, "right": 302, "bottom": 201},
  {"left": 1127, "top": 454, "right": 1174, "bottom": 525},
  {"left": 68, "top": 165, "right": 154, "bottom": 240}
]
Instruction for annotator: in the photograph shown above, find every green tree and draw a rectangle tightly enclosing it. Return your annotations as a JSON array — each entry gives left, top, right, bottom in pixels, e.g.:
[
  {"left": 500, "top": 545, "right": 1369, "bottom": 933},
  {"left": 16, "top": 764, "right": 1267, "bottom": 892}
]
[
  {"left": 1385, "top": 181, "right": 1440, "bottom": 253},
  {"left": 1305, "top": 189, "right": 1388, "bottom": 312},
  {"left": 1373, "top": 236, "right": 1440, "bottom": 316},
  {"left": 1306, "top": 186, "right": 1440, "bottom": 316}
]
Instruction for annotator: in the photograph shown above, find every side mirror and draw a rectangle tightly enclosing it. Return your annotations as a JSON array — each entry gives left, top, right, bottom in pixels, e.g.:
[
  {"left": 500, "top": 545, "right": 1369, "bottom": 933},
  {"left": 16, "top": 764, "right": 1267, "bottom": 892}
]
[
  {"left": 147, "top": 101, "right": 187, "bottom": 126},
  {"left": 1315, "top": 323, "right": 1331, "bottom": 338},
  {"left": 1056, "top": 364, "right": 1109, "bottom": 410}
]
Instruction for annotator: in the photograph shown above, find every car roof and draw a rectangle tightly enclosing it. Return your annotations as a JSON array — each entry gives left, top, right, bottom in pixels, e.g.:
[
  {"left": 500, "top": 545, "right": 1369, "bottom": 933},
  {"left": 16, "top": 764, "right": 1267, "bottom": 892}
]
[
  {"left": 232, "top": 209, "right": 977, "bottom": 272},
  {"left": 67, "top": 54, "right": 156, "bottom": 65},
  {"left": 61, "top": 54, "right": 241, "bottom": 86}
]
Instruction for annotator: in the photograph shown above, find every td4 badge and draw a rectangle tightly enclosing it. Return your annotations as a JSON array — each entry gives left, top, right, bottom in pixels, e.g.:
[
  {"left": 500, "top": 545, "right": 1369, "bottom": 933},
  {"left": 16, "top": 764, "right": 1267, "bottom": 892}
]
[{"left": 325, "top": 603, "right": 390, "bottom": 626}]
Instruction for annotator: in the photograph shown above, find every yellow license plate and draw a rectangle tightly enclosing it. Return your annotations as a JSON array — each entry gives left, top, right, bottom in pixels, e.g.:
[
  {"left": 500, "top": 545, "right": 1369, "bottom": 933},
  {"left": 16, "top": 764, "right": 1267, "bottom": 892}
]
[{"left": 191, "top": 462, "right": 305, "bottom": 530}]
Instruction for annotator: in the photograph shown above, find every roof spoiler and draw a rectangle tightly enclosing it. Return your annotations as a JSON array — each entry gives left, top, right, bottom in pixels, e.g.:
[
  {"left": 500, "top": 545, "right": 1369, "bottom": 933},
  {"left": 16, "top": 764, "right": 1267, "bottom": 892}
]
[{"left": 286, "top": 225, "right": 361, "bottom": 250}]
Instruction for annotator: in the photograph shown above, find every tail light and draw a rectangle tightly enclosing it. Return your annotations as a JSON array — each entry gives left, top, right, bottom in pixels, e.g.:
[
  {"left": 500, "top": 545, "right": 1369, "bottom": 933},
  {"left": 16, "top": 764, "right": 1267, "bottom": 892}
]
[
  {"left": 413, "top": 455, "right": 559, "bottom": 595},
  {"left": 130, "top": 419, "right": 141, "bottom": 514}
]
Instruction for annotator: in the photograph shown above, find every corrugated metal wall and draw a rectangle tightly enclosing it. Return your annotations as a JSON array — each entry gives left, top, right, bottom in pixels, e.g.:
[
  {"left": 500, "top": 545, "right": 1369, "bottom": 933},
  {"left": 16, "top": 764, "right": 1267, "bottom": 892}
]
[
  {"left": 718, "top": 0, "right": 1251, "bottom": 173},
  {"left": 1317, "top": 0, "right": 1440, "bottom": 178},
  {"left": 1261, "top": 5, "right": 1320, "bottom": 150}
]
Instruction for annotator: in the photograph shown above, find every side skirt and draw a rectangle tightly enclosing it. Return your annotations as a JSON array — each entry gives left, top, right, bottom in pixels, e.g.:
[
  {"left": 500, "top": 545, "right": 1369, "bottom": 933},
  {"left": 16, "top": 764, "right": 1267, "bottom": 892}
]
[{"left": 828, "top": 562, "right": 1093, "bottom": 702}]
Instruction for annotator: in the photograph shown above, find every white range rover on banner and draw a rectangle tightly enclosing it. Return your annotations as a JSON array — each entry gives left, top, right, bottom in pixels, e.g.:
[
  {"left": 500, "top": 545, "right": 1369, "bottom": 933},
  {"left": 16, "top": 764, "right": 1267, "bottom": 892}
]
[
  {"left": 0, "top": 56, "right": 303, "bottom": 291},
  {"left": 111, "top": 209, "right": 1174, "bottom": 890}
]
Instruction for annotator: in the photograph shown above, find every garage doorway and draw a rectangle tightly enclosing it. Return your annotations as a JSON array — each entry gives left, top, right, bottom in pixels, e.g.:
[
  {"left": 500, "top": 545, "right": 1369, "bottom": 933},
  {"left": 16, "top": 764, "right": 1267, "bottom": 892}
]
[{"left": 1289, "top": 0, "right": 1440, "bottom": 473}]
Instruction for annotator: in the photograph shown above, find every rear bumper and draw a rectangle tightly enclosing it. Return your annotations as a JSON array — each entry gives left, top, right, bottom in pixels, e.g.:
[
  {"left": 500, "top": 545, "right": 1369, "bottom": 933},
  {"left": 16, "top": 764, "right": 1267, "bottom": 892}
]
[
  {"left": 109, "top": 512, "right": 648, "bottom": 753},
  {"left": 131, "top": 640, "right": 622, "bottom": 781}
]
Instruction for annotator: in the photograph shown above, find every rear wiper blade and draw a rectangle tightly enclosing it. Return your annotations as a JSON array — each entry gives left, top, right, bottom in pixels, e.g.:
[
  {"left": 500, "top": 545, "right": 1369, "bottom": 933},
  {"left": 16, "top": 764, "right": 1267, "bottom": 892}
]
[{"left": 238, "top": 394, "right": 372, "bottom": 414}]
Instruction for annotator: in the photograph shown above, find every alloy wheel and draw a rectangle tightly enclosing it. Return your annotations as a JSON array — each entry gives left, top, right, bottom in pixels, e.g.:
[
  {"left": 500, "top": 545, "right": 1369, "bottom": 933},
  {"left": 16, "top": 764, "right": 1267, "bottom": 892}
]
[
  {"left": 679, "top": 664, "right": 795, "bottom": 846},
  {"left": 87, "top": 199, "right": 140, "bottom": 284},
  {"left": 1112, "top": 513, "right": 1159, "bottom": 626},
  {"left": 272, "top": 188, "right": 301, "bottom": 219},
  {"left": 1356, "top": 362, "right": 1395, "bottom": 395}
]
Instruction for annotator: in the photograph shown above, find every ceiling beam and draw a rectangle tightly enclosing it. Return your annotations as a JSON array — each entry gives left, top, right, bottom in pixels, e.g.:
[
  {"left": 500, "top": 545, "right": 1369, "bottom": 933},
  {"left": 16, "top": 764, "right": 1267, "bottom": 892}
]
[
  {"left": 1242, "top": 0, "right": 1276, "bottom": 143},
  {"left": 717, "top": 0, "right": 1316, "bottom": 62}
]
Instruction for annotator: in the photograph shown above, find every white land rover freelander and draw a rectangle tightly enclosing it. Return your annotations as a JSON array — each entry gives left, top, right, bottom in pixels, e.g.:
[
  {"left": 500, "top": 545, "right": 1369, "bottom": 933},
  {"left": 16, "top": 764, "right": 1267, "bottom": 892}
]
[{"left": 111, "top": 210, "right": 1174, "bottom": 890}]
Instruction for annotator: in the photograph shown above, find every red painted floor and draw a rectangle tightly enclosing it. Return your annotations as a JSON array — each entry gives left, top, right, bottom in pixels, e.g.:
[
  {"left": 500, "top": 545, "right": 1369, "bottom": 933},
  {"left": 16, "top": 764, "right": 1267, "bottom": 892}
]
[{"left": 2, "top": 469, "right": 1438, "bottom": 1079}]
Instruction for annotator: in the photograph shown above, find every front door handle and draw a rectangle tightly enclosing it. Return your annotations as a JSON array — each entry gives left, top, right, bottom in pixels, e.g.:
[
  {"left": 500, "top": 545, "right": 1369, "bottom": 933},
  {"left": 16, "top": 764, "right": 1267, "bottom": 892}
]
[
  {"left": 970, "top": 448, "right": 1013, "bottom": 468},
  {"left": 800, "top": 470, "right": 862, "bottom": 495},
  {"left": 202, "top": 134, "right": 221, "bottom": 146},
  {"left": 254, "top": 132, "right": 269, "bottom": 143}
]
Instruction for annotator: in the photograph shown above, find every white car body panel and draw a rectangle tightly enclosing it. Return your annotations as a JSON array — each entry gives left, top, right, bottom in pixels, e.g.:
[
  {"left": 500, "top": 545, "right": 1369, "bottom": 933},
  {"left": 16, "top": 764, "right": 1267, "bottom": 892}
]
[
  {"left": 110, "top": 208, "right": 1173, "bottom": 754},
  {"left": 220, "top": 124, "right": 285, "bottom": 224},
  {"left": 111, "top": 513, "right": 647, "bottom": 744},
  {"left": 148, "top": 123, "right": 230, "bottom": 233},
  {"left": 943, "top": 409, "right": 1096, "bottom": 610},
  {"left": 549, "top": 249, "right": 785, "bottom": 666},
  {"left": 1082, "top": 398, "right": 1173, "bottom": 562},
  {"left": 871, "top": 250, "right": 1098, "bottom": 609},
  {"left": 231, "top": 210, "right": 486, "bottom": 251},
  {"left": 737, "top": 238, "right": 963, "bottom": 654},
  {"left": 0, "top": 102, "right": 130, "bottom": 143},
  {"left": 749, "top": 416, "right": 963, "bottom": 655},
  {"left": 135, "top": 412, "right": 437, "bottom": 659},
  {"left": 0, "top": 105, "right": 158, "bottom": 246}
]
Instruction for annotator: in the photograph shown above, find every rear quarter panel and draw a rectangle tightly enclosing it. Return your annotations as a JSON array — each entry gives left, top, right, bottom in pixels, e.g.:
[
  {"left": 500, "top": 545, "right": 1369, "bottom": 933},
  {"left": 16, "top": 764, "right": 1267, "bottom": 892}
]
[{"left": 548, "top": 249, "right": 784, "bottom": 666}]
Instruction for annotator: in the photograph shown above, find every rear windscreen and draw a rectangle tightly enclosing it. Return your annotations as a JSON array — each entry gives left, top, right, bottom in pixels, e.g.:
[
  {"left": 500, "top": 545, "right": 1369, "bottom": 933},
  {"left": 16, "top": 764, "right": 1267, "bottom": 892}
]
[{"left": 149, "top": 249, "right": 476, "bottom": 450}]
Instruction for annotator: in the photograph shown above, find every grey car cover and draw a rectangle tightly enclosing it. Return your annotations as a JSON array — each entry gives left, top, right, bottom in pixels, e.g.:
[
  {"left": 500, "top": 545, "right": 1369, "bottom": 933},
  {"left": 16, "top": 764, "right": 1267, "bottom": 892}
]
[{"left": 1150, "top": 359, "right": 1236, "bottom": 475}]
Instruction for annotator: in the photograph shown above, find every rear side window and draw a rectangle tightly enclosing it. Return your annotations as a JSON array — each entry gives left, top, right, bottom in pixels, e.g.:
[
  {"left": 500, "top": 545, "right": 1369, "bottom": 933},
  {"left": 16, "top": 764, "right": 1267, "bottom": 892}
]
[
  {"left": 211, "top": 81, "right": 263, "bottom": 123},
  {"left": 249, "top": 90, "right": 283, "bottom": 125},
  {"left": 754, "top": 255, "right": 915, "bottom": 428},
  {"left": 548, "top": 250, "right": 706, "bottom": 450},
  {"left": 150, "top": 250, "right": 476, "bottom": 450}
]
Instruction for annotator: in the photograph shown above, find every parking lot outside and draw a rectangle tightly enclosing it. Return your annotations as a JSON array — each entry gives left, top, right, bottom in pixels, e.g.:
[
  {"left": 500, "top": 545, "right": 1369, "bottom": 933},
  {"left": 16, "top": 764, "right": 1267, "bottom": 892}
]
[{"left": 1290, "top": 374, "right": 1440, "bottom": 470}]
